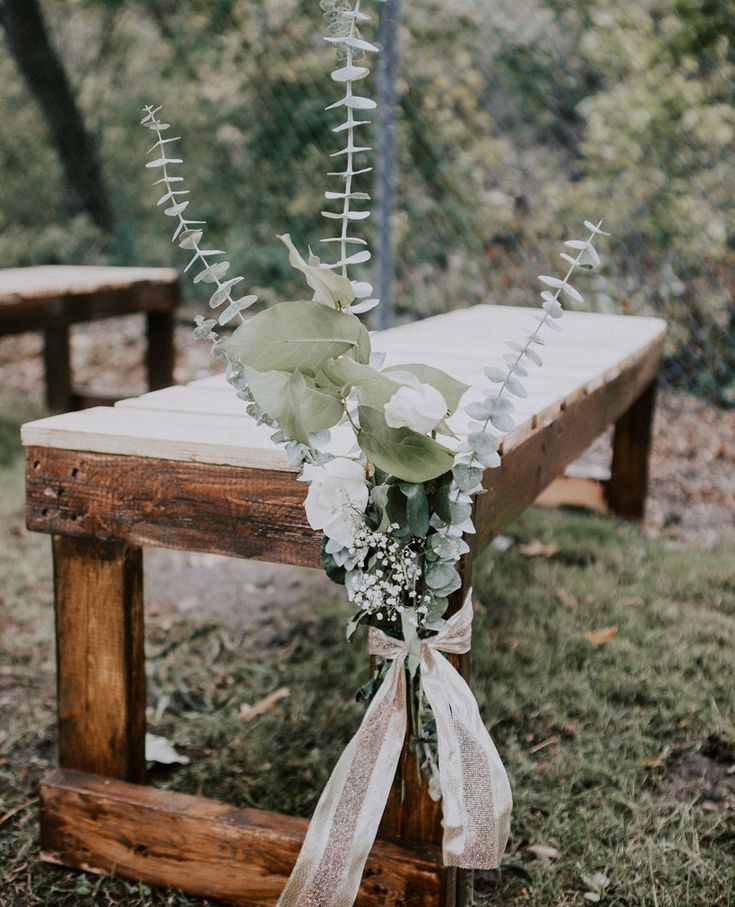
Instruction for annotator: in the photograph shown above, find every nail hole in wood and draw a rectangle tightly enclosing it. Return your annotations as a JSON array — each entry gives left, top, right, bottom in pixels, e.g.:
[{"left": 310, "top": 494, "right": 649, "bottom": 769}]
[
  {"left": 70, "top": 467, "right": 79, "bottom": 477},
  {"left": 41, "top": 508, "right": 48, "bottom": 517},
  {"left": 33, "top": 460, "right": 41, "bottom": 470}
]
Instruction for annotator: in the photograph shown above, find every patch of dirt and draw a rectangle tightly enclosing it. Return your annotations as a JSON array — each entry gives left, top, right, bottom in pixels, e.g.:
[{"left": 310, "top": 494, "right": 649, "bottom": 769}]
[
  {"left": 144, "top": 548, "right": 344, "bottom": 633},
  {"left": 663, "top": 750, "right": 735, "bottom": 813},
  {"left": 1, "top": 308, "right": 734, "bottom": 545}
]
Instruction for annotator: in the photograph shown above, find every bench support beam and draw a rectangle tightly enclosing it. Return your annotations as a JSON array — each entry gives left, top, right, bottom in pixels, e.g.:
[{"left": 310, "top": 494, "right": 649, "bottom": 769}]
[
  {"left": 52, "top": 536, "right": 146, "bottom": 782},
  {"left": 40, "top": 769, "right": 443, "bottom": 907},
  {"left": 606, "top": 379, "right": 657, "bottom": 520}
]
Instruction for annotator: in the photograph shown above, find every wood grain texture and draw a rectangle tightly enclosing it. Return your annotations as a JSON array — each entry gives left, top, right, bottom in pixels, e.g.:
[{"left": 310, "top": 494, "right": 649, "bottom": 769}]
[
  {"left": 475, "top": 341, "right": 662, "bottom": 551},
  {"left": 43, "top": 322, "right": 72, "bottom": 414},
  {"left": 25, "top": 337, "right": 661, "bottom": 566},
  {"left": 0, "top": 266, "right": 179, "bottom": 335},
  {"left": 605, "top": 380, "right": 657, "bottom": 520},
  {"left": 21, "top": 305, "right": 666, "bottom": 469},
  {"left": 27, "top": 448, "right": 320, "bottom": 567},
  {"left": 40, "top": 770, "right": 444, "bottom": 907},
  {"left": 52, "top": 537, "right": 146, "bottom": 781}
]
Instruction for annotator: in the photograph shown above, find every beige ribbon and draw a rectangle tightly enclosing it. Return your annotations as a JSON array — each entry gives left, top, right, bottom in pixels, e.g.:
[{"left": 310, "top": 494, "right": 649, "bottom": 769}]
[{"left": 277, "top": 593, "right": 512, "bottom": 907}]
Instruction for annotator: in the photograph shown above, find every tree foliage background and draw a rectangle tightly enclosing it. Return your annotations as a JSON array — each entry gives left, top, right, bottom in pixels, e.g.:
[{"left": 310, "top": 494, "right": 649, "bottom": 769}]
[{"left": 1, "top": 0, "right": 733, "bottom": 403}]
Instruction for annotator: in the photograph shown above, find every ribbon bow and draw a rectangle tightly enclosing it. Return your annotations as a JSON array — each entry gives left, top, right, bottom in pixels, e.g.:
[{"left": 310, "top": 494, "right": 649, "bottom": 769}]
[{"left": 277, "top": 593, "right": 512, "bottom": 907}]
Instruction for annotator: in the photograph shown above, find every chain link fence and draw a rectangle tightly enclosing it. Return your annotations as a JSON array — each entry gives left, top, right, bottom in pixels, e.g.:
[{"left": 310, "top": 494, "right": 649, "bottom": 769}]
[{"left": 1, "top": 0, "right": 733, "bottom": 403}]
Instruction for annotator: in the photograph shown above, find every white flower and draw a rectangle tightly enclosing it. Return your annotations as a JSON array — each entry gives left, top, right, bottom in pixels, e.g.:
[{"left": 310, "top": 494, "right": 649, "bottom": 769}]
[
  {"left": 383, "top": 376, "right": 447, "bottom": 434},
  {"left": 300, "top": 457, "right": 368, "bottom": 548}
]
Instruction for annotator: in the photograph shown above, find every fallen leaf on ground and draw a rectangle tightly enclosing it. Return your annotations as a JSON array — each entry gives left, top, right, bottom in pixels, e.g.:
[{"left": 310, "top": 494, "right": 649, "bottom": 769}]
[
  {"left": 555, "top": 587, "right": 578, "bottom": 609},
  {"left": 145, "top": 733, "right": 190, "bottom": 765},
  {"left": 585, "top": 626, "right": 618, "bottom": 645},
  {"left": 239, "top": 687, "right": 290, "bottom": 721},
  {"left": 527, "top": 844, "right": 561, "bottom": 860},
  {"left": 518, "top": 540, "right": 560, "bottom": 558}
]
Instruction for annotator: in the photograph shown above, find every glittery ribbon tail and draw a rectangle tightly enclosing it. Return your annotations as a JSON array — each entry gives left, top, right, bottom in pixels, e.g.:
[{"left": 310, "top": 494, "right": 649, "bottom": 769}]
[
  {"left": 276, "top": 654, "right": 407, "bottom": 907},
  {"left": 276, "top": 593, "right": 512, "bottom": 906}
]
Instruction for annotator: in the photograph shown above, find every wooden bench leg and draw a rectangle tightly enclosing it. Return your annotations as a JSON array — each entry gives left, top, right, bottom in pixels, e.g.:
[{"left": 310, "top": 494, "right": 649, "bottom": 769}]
[
  {"left": 52, "top": 535, "right": 146, "bottom": 781},
  {"left": 146, "top": 309, "right": 176, "bottom": 390},
  {"left": 605, "top": 379, "right": 657, "bottom": 521},
  {"left": 43, "top": 323, "right": 73, "bottom": 414}
]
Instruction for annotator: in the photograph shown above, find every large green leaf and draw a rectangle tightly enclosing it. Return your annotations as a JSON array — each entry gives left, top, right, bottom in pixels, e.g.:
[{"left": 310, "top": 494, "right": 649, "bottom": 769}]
[
  {"left": 223, "top": 301, "right": 370, "bottom": 374},
  {"left": 324, "top": 357, "right": 399, "bottom": 409},
  {"left": 244, "top": 367, "right": 345, "bottom": 443},
  {"left": 383, "top": 364, "right": 469, "bottom": 414},
  {"left": 358, "top": 406, "right": 455, "bottom": 483}
]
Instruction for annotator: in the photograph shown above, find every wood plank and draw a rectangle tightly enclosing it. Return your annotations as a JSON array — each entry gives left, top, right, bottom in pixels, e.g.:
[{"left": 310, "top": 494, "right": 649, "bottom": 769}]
[
  {"left": 21, "top": 326, "right": 664, "bottom": 471},
  {"left": 605, "top": 380, "right": 657, "bottom": 520},
  {"left": 475, "top": 340, "right": 662, "bottom": 550},
  {"left": 39, "top": 770, "right": 444, "bottom": 907},
  {"left": 43, "top": 322, "right": 72, "bottom": 414},
  {"left": 146, "top": 308, "right": 176, "bottom": 390},
  {"left": 0, "top": 267, "right": 180, "bottom": 334},
  {"left": 535, "top": 475, "right": 609, "bottom": 513},
  {"left": 0, "top": 265, "right": 178, "bottom": 299},
  {"left": 22, "top": 407, "right": 298, "bottom": 471},
  {"left": 26, "top": 447, "right": 320, "bottom": 567},
  {"left": 52, "top": 537, "right": 146, "bottom": 781},
  {"left": 24, "top": 334, "right": 663, "bottom": 564},
  {"left": 117, "top": 385, "right": 249, "bottom": 416}
]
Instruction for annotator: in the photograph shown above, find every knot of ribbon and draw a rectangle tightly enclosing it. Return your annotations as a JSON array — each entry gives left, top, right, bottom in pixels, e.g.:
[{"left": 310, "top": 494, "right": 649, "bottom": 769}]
[{"left": 277, "top": 593, "right": 512, "bottom": 907}]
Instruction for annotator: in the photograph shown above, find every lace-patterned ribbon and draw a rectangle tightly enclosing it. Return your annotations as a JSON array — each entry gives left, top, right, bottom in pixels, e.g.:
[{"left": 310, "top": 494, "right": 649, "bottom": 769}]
[{"left": 276, "top": 592, "right": 512, "bottom": 907}]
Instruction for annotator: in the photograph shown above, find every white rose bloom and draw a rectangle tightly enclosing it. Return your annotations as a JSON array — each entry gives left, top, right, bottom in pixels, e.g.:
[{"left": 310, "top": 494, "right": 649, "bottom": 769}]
[
  {"left": 383, "top": 378, "right": 447, "bottom": 434},
  {"left": 300, "top": 457, "right": 369, "bottom": 548}
]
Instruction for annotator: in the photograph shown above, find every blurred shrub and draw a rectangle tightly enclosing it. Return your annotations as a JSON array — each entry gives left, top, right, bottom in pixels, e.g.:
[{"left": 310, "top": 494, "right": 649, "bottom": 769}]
[{"left": 0, "top": 0, "right": 732, "bottom": 402}]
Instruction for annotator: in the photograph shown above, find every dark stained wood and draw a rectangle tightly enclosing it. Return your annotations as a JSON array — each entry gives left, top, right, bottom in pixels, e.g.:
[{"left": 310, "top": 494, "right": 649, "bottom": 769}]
[
  {"left": 26, "top": 448, "right": 321, "bottom": 567},
  {"left": 70, "top": 390, "right": 129, "bottom": 411},
  {"left": 146, "top": 308, "right": 176, "bottom": 391},
  {"left": 53, "top": 537, "right": 146, "bottom": 782},
  {"left": 475, "top": 341, "right": 662, "bottom": 552},
  {"left": 43, "top": 323, "right": 72, "bottom": 414},
  {"left": 605, "top": 380, "right": 657, "bottom": 520},
  {"left": 40, "top": 770, "right": 444, "bottom": 907},
  {"left": 0, "top": 280, "right": 179, "bottom": 335}
]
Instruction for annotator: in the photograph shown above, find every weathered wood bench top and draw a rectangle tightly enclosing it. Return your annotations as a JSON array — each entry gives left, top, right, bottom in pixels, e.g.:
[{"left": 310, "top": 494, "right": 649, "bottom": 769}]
[
  {"left": 22, "top": 304, "right": 665, "bottom": 567},
  {"left": 0, "top": 265, "right": 178, "bottom": 303},
  {"left": 0, "top": 265, "right": 179, "bottom": 334},
  {"left": 22, "top": 304, "right": 665, "bottom": 467}
]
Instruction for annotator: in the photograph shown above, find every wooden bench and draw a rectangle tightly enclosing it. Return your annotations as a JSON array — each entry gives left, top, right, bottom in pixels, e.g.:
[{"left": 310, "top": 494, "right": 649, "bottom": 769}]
[
  {"left": 22, "top": 304, "right": 665, "bottom": 906},
  {"left": 0, "top": 265, "right": 180, "bottom": 412}
]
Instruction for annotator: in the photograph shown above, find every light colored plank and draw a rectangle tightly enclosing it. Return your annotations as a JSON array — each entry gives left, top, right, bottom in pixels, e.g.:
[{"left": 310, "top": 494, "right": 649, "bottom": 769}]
[
  {"left": 0, "top": 266, "right": 178, "bottom": 302},
  {"left": 21, "top": 407, "right": 357, "bottom": 469},
  {"left": 116, "top": 386, "right": 247, "bottom": 417}
]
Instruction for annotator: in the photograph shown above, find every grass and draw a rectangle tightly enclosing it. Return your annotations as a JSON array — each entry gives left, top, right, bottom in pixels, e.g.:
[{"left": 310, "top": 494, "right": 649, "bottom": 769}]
[{"left": 1, "top": 398, "right": 734, "bottom": 906}]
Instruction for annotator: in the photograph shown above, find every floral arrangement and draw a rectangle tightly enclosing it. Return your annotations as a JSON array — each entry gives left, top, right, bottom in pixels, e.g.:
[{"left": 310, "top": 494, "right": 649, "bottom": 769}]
[{"left": 141, "top": 1, "right": 606, "bottom": 903}]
